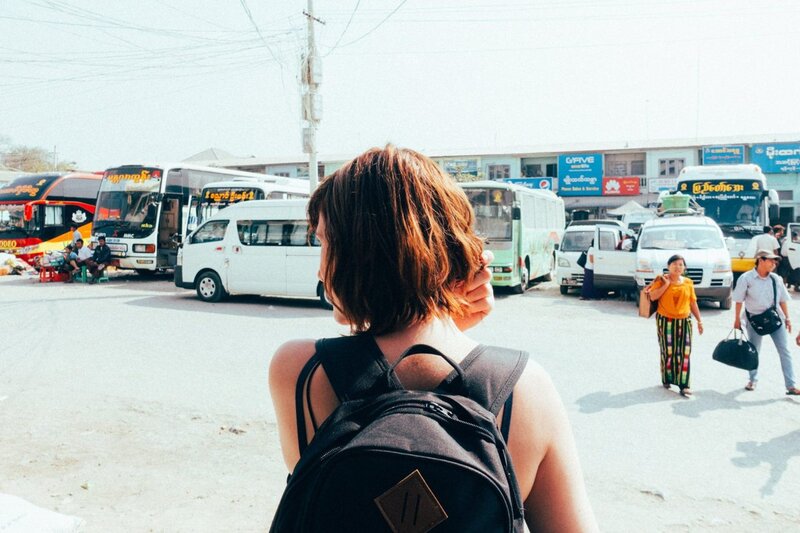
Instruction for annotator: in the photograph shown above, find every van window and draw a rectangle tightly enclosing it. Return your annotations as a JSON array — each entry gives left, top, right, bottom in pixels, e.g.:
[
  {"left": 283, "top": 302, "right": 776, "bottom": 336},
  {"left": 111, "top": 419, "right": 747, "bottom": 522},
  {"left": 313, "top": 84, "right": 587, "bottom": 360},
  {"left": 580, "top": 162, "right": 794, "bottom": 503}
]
[
  {"left": 191, "top": 220, "right": 228, "bottom": 244},
  {"left": 237, "top": 219, "right": 314, "bottom": 246},
  {"left": 561, "top": 230, "right": 593, "bottom": 252},
  {"left": 598, "top": 231, "right": 617, "bottom": 251},
  {"left": 639, "top": 226, "right": 724, "bottom": 250}
]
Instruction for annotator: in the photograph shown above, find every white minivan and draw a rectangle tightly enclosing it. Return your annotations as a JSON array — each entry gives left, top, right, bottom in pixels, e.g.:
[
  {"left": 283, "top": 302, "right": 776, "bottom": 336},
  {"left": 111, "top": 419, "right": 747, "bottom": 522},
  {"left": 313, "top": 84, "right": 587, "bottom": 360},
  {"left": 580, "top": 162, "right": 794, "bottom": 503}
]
[
  {"left": 556, "top": 224, "right": 623, "bottom": 295},
  {"left": 634, "top": 214, "right": 734, "bottom": 308},
  {"left": 174, "top": 199, "right": 331, "bottom": 307}
]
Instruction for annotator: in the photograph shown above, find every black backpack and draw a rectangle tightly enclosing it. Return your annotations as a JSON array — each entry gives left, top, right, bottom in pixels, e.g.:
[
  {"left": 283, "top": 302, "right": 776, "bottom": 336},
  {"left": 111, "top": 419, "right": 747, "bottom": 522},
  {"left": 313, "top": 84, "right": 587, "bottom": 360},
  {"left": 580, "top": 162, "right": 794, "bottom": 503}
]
[{"left": 270, "top": 334, "right": 528, "bottom": 532}]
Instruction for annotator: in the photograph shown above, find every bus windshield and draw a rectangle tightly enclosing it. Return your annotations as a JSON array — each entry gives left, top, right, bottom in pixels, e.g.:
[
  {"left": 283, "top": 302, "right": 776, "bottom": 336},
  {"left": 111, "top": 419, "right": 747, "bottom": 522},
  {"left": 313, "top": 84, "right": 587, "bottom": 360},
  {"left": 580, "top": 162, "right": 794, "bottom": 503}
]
[
  {"left": 198, "top": 187, "right": 264, "bottom": 224},
  {"left": 639, "top": 226, "right": 725, "bottom": 250},
  {"left": 463, "top": 188, "right": 513, "bottom": 241},
  {"left": 0, "top": 205, "right": 36, "bottom": 238},
  {"left": 692, "top": 194, "right": 762, "bottom": 226},
  {"left": 93, "top": 167, "right": 162, "bottom": 239}
]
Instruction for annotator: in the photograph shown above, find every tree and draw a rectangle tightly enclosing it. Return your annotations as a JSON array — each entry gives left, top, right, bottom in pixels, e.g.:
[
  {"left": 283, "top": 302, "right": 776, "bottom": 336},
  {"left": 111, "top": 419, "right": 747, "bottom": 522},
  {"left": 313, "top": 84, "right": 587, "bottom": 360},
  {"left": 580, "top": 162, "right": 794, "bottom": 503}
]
[{"left": 0, "top": 138, "right": 77, "bottom": 172}]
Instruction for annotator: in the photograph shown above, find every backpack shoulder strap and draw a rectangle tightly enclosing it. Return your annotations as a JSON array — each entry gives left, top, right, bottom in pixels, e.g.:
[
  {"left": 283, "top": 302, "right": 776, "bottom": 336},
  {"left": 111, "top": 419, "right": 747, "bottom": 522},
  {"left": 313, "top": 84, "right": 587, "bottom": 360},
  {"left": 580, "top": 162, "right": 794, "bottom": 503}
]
[
  {"left": 315, "top": 335, "right": 400, "bottom": 402},
  {"left": 439, "top": 344, "right": 528, "bottom": 415}
]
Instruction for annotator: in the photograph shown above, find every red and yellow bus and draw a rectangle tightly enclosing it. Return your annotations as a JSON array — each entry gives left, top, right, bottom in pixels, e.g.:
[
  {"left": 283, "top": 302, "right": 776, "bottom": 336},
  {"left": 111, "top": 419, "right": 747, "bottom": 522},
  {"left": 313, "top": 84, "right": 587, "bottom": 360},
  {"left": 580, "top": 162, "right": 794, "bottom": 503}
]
[{"left": 0, "top": 172, "right": 102, "bottom": 264}]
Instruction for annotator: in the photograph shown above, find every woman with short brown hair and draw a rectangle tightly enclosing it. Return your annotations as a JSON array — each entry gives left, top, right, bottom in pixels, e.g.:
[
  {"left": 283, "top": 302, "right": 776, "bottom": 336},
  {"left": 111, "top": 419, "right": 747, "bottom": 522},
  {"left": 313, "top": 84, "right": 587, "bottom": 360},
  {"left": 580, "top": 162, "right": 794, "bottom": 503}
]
[{"left": 270, "top": 145, "right": 597, "bottom": 531}]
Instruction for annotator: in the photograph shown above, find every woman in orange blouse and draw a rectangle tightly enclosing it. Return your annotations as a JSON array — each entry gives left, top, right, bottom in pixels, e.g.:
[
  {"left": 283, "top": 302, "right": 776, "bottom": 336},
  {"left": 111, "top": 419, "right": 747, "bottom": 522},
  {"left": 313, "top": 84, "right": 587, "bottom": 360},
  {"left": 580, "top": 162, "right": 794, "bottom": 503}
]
[{"left": 647, "top": 254, "right": 704, "bottom": 396}]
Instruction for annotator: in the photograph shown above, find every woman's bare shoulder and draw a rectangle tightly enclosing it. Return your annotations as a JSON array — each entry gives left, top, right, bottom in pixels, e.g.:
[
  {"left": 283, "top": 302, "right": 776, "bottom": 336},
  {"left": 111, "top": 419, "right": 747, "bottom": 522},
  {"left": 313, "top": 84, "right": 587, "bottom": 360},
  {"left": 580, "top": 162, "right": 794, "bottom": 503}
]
[{"left": 269, "top": 339, "right": 318, "bottom": 388}]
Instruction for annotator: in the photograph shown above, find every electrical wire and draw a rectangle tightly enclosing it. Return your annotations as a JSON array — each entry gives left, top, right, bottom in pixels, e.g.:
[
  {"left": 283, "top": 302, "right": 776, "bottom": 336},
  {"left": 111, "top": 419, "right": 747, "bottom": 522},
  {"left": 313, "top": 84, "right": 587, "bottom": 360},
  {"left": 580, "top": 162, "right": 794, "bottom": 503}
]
[
  {"left": 323, "top": 0, "right": 361, "bottom": 57},
  {"left": 335, "top": 0, "right": 408, "bottom": 49}
]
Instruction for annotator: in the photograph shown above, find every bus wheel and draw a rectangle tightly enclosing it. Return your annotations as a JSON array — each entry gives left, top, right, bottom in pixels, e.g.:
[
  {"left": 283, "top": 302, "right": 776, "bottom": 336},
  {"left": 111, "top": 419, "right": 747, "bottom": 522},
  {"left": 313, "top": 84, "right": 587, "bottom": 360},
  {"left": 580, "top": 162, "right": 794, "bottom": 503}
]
[
  {"left": 196, "top": 271, "right": 225, "bottom": 302},
  {"left": 513, "top": 267, "right": 529, "bottom": 294},
  {"left": 318, "top": 282, "right": 334, "bottom": 310}
]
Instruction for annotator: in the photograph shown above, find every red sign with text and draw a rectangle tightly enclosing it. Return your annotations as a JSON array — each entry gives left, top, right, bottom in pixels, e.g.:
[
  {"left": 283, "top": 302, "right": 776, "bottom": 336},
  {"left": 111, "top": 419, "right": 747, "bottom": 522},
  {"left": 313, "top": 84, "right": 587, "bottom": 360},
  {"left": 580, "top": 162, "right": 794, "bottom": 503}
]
[{"left": 602, "top": 176, "right": 640, "bottom": 196}]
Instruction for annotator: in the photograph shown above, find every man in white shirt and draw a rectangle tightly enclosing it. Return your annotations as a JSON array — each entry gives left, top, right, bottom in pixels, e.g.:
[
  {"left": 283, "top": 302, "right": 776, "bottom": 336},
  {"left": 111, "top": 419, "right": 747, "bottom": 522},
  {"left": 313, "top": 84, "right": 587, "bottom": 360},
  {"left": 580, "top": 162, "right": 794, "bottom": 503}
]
[
  {"left": 74, "top": 239, "right": 93, "bottom": 266},
  {"left": 753, "top": 226, "right": 780, "bottom": 256}
]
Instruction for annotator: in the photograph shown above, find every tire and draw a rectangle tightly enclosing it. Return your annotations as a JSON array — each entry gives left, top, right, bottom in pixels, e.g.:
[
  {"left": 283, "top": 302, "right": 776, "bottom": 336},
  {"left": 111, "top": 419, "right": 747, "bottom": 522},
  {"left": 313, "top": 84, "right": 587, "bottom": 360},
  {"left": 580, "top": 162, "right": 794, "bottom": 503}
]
[
  {"left": 559, "top": 285, "right": 569, "bottom": 295},
  {"left": 196, "top": 271, "right": 225, "bottom": 302},
  {"left": 513, "top": 267, "right": 529, "bottom": 294},
  {"left": 719, "top": 295, "right": 733, "bottom": 310},
  {"left": 318, "top": 282, "right": 334, "bottom": 310}
]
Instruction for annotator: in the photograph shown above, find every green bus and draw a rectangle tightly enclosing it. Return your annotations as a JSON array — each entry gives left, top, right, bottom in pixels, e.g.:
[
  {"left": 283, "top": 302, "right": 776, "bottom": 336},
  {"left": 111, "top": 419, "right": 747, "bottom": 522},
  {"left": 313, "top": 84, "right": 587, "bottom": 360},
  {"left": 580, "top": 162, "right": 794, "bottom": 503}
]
[{"left": 460, "top": 181, "right": 565, "bottom": 293}]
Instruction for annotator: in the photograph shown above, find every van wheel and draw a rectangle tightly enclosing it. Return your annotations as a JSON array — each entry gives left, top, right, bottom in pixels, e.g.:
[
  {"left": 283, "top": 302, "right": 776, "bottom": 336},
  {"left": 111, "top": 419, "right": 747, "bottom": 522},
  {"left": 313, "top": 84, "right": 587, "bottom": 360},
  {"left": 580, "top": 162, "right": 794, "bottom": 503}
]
[
  {"left": 196, "top": 271, "right": 225, "bottom": 302},
  {"left": 559, "top": 285, "right": 569, "bottom": 295},
  {"left": 318, "top": 282, "right": 334, "bottom": 310},
  {"left": 719, "top": 295, "right": 733, "bottom": 310}
]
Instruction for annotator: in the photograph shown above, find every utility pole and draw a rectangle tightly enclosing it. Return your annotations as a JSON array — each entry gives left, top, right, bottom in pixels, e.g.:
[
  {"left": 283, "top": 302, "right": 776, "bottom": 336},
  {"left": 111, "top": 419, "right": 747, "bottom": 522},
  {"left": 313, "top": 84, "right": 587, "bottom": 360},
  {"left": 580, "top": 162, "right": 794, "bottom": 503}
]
[
  {"left": 52, "top": 145, "right": 58, "bottom": 171},
  {"left": 302, "top": 1, "right": 324, "bottom": 192}
]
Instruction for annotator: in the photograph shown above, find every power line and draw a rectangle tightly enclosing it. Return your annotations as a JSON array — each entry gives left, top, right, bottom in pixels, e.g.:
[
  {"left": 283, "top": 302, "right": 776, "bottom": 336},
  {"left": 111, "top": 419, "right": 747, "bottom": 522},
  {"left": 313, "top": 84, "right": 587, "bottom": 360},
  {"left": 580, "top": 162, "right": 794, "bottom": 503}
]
[
  {"left": 238, "top": 0, "right": 284, "bottom": 66},
  {"left": 323, "top": 0, "right": 361, "bottom": 57},
  {"left": 336, "top": 0, "right": 408, "bottom": 49}
]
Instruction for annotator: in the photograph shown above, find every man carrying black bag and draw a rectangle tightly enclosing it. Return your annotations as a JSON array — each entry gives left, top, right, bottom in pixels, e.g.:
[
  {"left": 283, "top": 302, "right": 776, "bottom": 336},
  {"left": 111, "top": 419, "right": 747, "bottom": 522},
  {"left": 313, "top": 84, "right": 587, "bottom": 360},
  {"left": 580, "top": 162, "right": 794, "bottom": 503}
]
[{"left": 732, "top": 249, "right": 800, "bottom": 395}]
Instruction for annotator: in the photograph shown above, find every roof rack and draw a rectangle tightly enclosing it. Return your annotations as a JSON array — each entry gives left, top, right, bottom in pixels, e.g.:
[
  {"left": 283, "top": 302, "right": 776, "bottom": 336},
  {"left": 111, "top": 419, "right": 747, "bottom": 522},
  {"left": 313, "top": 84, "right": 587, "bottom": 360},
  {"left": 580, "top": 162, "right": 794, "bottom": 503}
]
[{"left": 656, "top": 191, "right": 704, "bottom": 217}]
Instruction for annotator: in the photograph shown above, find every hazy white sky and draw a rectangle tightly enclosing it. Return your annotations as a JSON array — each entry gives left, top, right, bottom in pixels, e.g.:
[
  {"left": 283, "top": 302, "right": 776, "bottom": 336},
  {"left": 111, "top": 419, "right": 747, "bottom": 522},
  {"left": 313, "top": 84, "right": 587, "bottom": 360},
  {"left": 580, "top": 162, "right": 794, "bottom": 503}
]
[{"left": 2, "top": 0, "right": 800, "bottom": 171}]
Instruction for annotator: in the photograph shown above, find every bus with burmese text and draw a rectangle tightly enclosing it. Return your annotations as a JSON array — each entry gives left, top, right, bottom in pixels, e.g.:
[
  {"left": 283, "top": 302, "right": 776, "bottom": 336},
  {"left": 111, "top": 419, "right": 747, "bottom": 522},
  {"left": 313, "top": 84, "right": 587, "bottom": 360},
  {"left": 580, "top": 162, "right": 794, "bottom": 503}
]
[
  {"left": 676, "top": 164, "right": 779, "bottom": 274},
  {"left": 0, "top": 172, "right": 102, "bottom": 264},
  {"left": 92, "top": 164, "right": 304, "bottom": 273},
  {"left": 195, "top": 176, "right": 309, "bottom": 228},
  {"left": 459, "top": 180, "right": 565, "bottom": 293}
]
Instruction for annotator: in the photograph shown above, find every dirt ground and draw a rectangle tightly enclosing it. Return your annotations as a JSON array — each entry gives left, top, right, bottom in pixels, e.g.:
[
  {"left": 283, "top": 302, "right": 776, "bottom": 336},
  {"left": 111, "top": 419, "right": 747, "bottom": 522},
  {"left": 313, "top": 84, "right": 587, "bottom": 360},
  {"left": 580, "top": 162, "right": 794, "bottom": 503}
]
[{"left": 1, "top": 272, "right": 799, "bottom": 532}]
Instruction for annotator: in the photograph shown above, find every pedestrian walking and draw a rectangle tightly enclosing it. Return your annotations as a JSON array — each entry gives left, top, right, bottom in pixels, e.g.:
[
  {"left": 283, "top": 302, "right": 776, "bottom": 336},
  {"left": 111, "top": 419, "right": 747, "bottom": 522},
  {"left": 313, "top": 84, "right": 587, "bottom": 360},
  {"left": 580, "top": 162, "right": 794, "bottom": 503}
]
[
  {"left": 647, "top": 254, "right": 704, "bottom": 396},
  {"left": 580, "top": 239, "right": 596, "bottom": 300},
  {"left": 733, "top": 249, "right": 800, "bottom": 395}
]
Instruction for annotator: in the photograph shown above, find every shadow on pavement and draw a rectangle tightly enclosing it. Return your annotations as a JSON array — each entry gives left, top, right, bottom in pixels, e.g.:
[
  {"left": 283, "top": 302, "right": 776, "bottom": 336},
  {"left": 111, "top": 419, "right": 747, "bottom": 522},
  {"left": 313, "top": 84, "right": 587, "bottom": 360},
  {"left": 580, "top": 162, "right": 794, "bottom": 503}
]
[
  {"left": 670, "top": 388, "right": 782, "bottom": 418},
  {"left": 576, "top": 386, "right": 675, "bottom": 413},
  {"left": 125, "top": 292, "right": 331, "bottom": 319},
  {"left": 731, "top": 428, "right": 800, "bottom": 497}
]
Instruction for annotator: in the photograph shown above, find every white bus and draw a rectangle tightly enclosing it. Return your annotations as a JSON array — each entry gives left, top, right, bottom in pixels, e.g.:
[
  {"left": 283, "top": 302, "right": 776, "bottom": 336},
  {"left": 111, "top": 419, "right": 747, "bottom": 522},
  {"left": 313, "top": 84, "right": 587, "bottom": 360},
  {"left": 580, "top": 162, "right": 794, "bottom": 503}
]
[
  {"left": 459, "top": 180, "right": 565, "bottom": 293},
  {"left": 92, "top": 164, "right": 307, "bottom": 273},
  {"left": 676, "top": 164, "right": 779, "bottom": 275},
  {"left": 194, "top": 176, "right": 309, "bottom": 229}
]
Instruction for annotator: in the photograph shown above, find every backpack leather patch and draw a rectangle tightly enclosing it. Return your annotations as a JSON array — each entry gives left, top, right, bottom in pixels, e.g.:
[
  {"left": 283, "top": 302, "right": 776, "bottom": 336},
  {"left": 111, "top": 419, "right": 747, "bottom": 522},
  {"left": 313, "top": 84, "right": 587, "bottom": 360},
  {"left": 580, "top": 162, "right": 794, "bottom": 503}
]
[{"left": 374, "top": 469, "right": 447, "bottom": 533}]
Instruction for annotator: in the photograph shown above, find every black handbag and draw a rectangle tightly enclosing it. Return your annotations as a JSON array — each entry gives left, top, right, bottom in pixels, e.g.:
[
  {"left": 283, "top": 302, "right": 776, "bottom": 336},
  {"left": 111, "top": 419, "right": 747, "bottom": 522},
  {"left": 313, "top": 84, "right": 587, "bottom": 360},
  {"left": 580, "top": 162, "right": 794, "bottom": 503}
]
[
  {"left": 576, "top": 251, "right": 587, "bottom": 268},
  {"left": 746, "top": 276, "right": 783, "bottom": 336},
  {"left": 712, "top": 328, "right": 759, "bottom": 371}
]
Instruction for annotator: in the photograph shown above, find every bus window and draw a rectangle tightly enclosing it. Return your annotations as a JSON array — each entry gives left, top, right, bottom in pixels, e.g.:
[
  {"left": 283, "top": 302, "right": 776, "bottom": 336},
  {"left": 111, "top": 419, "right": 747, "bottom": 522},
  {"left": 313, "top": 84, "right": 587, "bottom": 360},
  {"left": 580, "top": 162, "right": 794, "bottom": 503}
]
[{"left": 44, "top": 205, "right": 64, "bottom": 227}]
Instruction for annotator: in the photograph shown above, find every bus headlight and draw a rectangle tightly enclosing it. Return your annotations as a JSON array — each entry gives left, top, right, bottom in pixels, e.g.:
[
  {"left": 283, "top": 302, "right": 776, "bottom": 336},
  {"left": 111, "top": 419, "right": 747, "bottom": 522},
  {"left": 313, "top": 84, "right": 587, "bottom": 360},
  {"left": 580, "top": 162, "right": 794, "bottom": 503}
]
[
  {"left": 133, "top": 244, "right": 156, "bottom": 253},
  {"left": 558, "top": 257, "right": 570, "bottom": 267}
]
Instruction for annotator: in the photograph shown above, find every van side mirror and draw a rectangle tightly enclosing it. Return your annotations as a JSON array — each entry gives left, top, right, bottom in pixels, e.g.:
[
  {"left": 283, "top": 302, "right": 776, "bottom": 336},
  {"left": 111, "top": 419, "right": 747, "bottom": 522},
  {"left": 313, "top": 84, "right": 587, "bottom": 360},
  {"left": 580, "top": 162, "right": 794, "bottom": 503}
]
[
  {"left": 553, "top": 243, "right": 559, "bottom": 251},
  {"left": 511, "top": 207, "right": 521, "bottom": 220}
]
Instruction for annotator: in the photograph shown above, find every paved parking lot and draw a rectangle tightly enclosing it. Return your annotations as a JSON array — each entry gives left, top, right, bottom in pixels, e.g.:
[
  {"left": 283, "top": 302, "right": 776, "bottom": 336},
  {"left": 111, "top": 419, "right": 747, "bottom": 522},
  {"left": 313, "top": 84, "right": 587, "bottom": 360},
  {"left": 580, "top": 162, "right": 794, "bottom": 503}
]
[{"left": 1, "top": 273, "right": 799, "bottom": 532}]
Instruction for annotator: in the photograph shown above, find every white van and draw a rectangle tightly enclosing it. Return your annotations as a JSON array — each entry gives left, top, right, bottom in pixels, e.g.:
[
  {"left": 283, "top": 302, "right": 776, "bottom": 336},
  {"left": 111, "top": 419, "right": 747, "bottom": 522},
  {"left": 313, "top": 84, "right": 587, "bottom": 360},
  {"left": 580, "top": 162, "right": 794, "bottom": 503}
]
[
  {"left": 634, "top": 214, "right": 734, "bottom": 308},
  {"left": 174, "top": 199, "right": 330, "bottom": 306},
  {"left": 556, "top": 224, "right": 623, "bottom": 295}
]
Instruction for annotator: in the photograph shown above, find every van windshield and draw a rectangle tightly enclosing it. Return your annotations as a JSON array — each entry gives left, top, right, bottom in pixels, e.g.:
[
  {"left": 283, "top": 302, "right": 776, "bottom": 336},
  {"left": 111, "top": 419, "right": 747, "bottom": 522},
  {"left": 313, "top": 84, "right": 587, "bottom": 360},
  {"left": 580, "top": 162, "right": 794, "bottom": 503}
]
[
  {"left": 561, "top": 231, "right": 594, "bottom": 252},
  {"left": 639, "top": 226, "right": 724, "bottom": 250}
]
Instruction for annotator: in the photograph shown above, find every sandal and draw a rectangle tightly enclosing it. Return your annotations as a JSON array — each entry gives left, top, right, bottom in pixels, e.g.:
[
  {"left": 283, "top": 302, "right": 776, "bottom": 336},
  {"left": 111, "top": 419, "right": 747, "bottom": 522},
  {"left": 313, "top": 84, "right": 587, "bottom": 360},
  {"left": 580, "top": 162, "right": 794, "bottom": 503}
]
[
  {"left": 745, "top": 382, "right": 756, "bottom": 391},
  {"left": 786, "top": 387, "right": 800, "bottom": 396},
  {"left": 662, "top": 383, "right": 671, "bottom": 389},
  {"left": 680, "top": 388, "right": 693, "bottom": 397}
]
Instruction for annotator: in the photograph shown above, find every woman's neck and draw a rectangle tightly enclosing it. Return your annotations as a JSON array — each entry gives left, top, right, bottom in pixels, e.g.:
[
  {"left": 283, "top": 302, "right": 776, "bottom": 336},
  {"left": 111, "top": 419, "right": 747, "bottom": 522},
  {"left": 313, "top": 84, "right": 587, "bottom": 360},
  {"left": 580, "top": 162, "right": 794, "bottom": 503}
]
[
  {"left": 373, "top": 316, "right": 478, "bottom": 363},
  {"left": 668, "top": 273, "right": 682, "bottom": 282}
]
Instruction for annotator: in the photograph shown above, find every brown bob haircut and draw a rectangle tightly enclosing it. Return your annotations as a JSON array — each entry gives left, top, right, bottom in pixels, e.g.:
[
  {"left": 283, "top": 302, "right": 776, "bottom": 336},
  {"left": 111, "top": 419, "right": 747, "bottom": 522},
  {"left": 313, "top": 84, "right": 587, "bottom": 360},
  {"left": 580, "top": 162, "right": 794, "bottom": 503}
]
[{"left": 308, "top": 145, "right": 484, "bottom": 335}]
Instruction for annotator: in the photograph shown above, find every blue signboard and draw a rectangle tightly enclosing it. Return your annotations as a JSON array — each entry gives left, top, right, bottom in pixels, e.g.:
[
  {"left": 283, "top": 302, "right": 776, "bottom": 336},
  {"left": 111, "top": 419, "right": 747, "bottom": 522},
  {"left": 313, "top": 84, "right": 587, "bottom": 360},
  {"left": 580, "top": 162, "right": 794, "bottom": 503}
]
[
  {"left": 751, "top": 143, "right": 800, "bottom": 173},
  {"left": 557, "top": 153, "right": 602, "bottom": 196},
  {"left": 505, "top": 178, "right": 552, "bottom": 190},
  {"left": 702, "top": 145, "right": 745, "bottom": 165}
]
